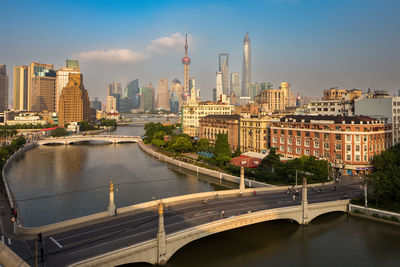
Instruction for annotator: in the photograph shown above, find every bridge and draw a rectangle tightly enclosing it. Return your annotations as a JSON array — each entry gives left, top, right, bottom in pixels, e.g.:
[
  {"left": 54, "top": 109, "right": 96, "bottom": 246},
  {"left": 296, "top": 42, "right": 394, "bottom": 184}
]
[
  {"left": 9, "top": 177, "right": 361, "bottom": 266},
  {"left": 35, "top": 135, "right": 141, "bottom": 145}
]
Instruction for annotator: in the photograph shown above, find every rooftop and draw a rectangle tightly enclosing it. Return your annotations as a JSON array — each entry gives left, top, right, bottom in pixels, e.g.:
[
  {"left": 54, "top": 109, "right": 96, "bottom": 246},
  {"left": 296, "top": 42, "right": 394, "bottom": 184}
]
[{"left": 280, "top": 115, "right": 387, "bottom": 124}]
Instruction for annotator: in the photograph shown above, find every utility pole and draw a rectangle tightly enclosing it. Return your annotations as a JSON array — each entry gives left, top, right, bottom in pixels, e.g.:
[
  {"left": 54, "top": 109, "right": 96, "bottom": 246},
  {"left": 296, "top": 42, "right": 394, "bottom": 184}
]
[
  {"left": 295, "top": 169, "right": 298, "bottom": 188},
  {"left": 364, "top": 181, "right": 368, "bottom": 208}
]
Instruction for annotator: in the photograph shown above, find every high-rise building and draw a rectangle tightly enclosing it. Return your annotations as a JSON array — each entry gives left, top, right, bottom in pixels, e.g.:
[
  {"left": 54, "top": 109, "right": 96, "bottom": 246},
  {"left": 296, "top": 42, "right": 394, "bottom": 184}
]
[
  {"left": 181, "top": 33, "right": 191, "bottom": 100},
  {"left": 139, "top": 85, "right": 154, "bottom": 111},
  {"left": 157, "top": 78, "right": 169, "bottom": 110},
  {"left": 90, "top": 97, "right": 102, "bottom": 111},
  {"left": 106, "top": 95, "right": 117, "bottom": 113},
  {"left": 56, "top": 59, "right": 80, "bottom": 112},
  {"left": 219, "top": 53, "right": 229, "bottom": 95},
  {"left": 171, "top": 79, "right": 184, "bottom": 109},
  {"left": 230, "top": 72, "right": 240, "bottom": 97},
  {"left": 212, "top": 88, "right": 217, "bottom": 102},
  {"left": 170, "top": 90, "right": 179, "bottom": 113},
  {"left": 216, "top": 72, "right": 223, "bottom": 100},
  {"left": 0, "top": 65, "right": 8, "bottom": 112},
  {"left": 125, "top": 79, "right": 139, "bottom": 109},
  {"left": 250, "top": 82, "right": 261, "bottom": 100},
  {"left": 241, "top": 32, "right": 251, "bottom": 97},
  {"left": 261, "top": 82, "right": 273, "bottom": 90},
  {"left": 281, "top": 82, "right": 291, "bottom": 108},
  {"left": 58, "top": 73, "right": 90, "bottom": 126},
  {"left": 13, "top": 65, "right": 28, "bottom": 111},
  {"left": 189, "top": 78, "right": 196, "bottom": 96},
  {"left": 254, "top": 88, "right": 285, "bottom": 113},
  {"left": 27, "top": 62, "right": 56, "bottom": 112},
  {"left": 107, "top": 82, "right": 122, "bottom": 111}
]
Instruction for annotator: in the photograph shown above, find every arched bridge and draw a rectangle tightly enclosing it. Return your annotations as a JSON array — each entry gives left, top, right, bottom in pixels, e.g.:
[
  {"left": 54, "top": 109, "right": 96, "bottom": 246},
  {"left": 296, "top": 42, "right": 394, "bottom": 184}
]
[
  {"left": 15, "top": 178, "right": 361, "bottom": 267},
  {"left": 36, "top": 135, "right": 141, "bottom": 145}
]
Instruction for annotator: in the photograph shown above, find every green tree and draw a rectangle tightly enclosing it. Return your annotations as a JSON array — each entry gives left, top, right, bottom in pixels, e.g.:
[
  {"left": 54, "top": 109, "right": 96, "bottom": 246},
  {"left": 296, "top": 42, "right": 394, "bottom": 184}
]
[
  {"left": 153, "top": 131, "right": 166, "bottom": 140},
  {"left": 78, "top": 121, "right": 95, "bottom": 131},
  {"left": 51, "top": 127, "right": 68, "bottom": 137},
  {"left": 196, "top": 138, "right": 210, "bottom": 152},
  {"left": 214, "top": 134, "right": 231, "bottom": 157},
  {"left": 151, "top": 139, "right": 166, "bottom": 148},
  {"left": 215, "top": 154, "right": 231, "bottom": 166},
  {"left": 170, "top": 137, "right": 192, "bottom": 153},
  {"left": 260, "top": 147, "right": 280, "bottom": 171}
]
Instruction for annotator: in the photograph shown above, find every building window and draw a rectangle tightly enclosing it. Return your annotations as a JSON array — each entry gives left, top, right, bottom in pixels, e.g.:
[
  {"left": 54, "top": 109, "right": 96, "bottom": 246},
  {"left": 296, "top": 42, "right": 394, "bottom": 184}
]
[
  {"left": 324, "top": 133, "right": 330, "bottom": 140},
  {"left": 280, "top": 137, "right": 285, "bottom": 144},
  {"left": 355, "top": 155, "right": 360, "bottom": 161},
  {"left": 273, "top": 137, "right": 277, "bottom": 143},
  {"left": 288, "top": 147, "right": 293, "bottom": 153},
  {"left": 335, "top": 134, "right": 341, "bottom": 141},
  {"left": 273, "top": 129, "right": 277, "bottom": 134},
  {"left": 346, "top": 135, "right": 351, "bottom": 142},
  {"left": 335, "top": 144, "right": 342, "bottom": 150},
  {"left": 314, "top": 141, "right": 319, "bottom": 148},
  {"left": 314, "top": 150, "right": 320, "bottom": 157},
  {"left": 346, "top": 144, "right": 351, "bottom": 151},
  {"left": 364, "top": 154, "right": 368, "bottom": 161},
  {"left": 288, "top": 138, "right": 292, "bottom": 145},
  {"left": 335, "top": 153, "right": 342, "bottom": 160},
  {"left": 296, "top": 148, "right": 301, "bottom": 154},
  {"left": 363, "top": 136, "right": 367, "bottom": 142},
  {"left": 280, "top": 146, "right": 285, "bottom": 152},
  {"left": 363, "top": 144, "right": 367, "bottom": 152},
  {"left": 297, "top": 131, "right": 301, "bottom": 136},
  {"left": 355, "top": 135, "right": 360, "bottom": 142},
  {"left": 288, "top": 130, "right": 292, "bottom": 136},
  {"left": 355, "top": 145, "right": 360, "bottom": 152},
  {"left": 324, "top": 143, "right": 329, "bottom": 149},
  {"left": 305, "top": 149, "right": 310, "bottom": 155},
  {"left": 324, "top": 152, "right": 330, "bottom": 158},
  {"left": 346, "top": 154, "right": 351, "bottom": 161},
  {"left": 305, "top": 140, "right": 310, "bottom": 147},
  {"left": 336, "top": 126, "right": 341, "bottom": 130},
  {"left": 296, "top": 139, "right": 301, "bottom": 146},
  {"left": 314, "top": 132, "right": 319, "bottom": 138}
]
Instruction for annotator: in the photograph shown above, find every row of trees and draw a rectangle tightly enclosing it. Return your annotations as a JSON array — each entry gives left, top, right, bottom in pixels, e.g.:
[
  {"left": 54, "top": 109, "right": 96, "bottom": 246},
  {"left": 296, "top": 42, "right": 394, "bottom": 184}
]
[
  {"left": 367, "top": 144, "right": 400, "bottom": 211},
  {"left": 0, "top": 136, "right": 26, "bottom": 167},
  {"left": 0, "top": 123, "right": 57, "bottom": 130}
]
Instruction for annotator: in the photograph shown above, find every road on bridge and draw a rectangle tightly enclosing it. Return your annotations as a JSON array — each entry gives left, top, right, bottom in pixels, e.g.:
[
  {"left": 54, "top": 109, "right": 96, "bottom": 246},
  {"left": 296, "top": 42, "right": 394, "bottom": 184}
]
[{"left": 9, "top": 177, "right": 362, "bottom": 266}]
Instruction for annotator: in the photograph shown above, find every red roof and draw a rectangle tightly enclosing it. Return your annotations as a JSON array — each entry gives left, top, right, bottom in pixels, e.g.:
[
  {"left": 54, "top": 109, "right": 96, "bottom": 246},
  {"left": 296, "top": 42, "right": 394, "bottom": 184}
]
[
  {"left": 40, "top": 126, "right": 63, "bottom": 132},
  {"left": 230, "top": 155, "right": 262, "bottom": 168}
]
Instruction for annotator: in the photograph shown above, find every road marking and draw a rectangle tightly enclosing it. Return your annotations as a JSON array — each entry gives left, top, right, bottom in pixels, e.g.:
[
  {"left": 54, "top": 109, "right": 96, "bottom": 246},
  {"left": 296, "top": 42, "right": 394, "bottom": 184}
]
[{"left": 50, "top": 236, "right": 63, "bottom": 248}]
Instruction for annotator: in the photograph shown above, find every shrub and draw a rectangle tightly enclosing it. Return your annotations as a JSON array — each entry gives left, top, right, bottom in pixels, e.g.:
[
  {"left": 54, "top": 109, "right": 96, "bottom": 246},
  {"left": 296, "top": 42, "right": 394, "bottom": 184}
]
[
  {"left": 372, "top": 213, "right": 380, "bottom": 218},
  {"left": 390, "top": 216, "right": 399, "bottom": 222}
]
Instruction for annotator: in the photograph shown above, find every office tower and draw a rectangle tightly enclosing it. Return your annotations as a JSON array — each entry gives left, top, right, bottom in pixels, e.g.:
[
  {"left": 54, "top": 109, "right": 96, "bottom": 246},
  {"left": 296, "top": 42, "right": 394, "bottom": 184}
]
[
  {"left": 181, "top": 33, "right": 191, "bottom": 98},
  {"left": 56, "top": 59, "right": 80, "bottom": 112},
  {"left": 139, "top": 85, "right": 154, "bottom": 111},
  {"left": 189, "top": 78, "right": 196, "bottom": 96},
  {"left": 157, "top": 78, "right": 169, "bottom": 110},
  {"left": 107, "top": 82, "right": 122, "bottom": 111},
  {"left": 171, "top": 78, "right": 184, "bottom": 108},
  {"left": 58, "top": 73, "right": 90, "bottom": 126},
  {"left": 213, "top": 88, "right": 217, "bottom": 102},
  {"left": 150, "top": 83, "right": 156, "bottom": 111},
  {"left": 170, "top": 90, "right": 179, "bottom": 113},
  {"left": 281, "top": 82, "right": 291, "bottom": 108},
  {"left": 241, "top": 32, "right": 251, "bottom": 97},
  {"left": 216, "top": 72, "right": 223, "bottom": 100},
  {"left": 13, "top": 65, "right": 28, "bottom": 111},
  {"left": 90, "top": 97, "right": 102, "bottom": 111},
  {"left": 219, "top": 53, "right": 229, "bottom": 95},
  {"left": 27, "top": 62, "right": 56, "bottom": 112},
  {"left": 261, "top": 82, "right": 273, "bottom": 90},
  {"left": 106, "top": 95, "right": 117, "bottom": 113},
  {"left": 125, "top": 79, "right": 139, "bottom": 109},
  {"left": 0, "top": 65, "right": 8, "bottom": 112},
  {"left": 250, "top": 82, "right": 261, "bottom": 100},
  {"left": 230, "top": 72, "right": 240, "bottom": 97}
]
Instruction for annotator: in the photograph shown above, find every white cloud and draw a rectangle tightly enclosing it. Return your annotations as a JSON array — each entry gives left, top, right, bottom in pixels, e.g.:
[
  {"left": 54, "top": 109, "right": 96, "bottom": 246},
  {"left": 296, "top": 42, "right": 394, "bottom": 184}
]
[
  {"left": 76, "top": 33, "right": 191, "bottom": 63},
  {"left": 146, "top": 33, "right": 186, "bottom": 53}
]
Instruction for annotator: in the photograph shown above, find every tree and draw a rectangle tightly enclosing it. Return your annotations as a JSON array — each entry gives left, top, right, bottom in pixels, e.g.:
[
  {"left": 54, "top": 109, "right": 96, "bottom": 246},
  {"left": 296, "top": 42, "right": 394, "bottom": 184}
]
[
  {"left": 151, "top": 139, "right": 166, "bottom": 148},
  {"left": 170, "top": 137, "right": 192, "bottom": 153},
  {"left": 214, "top": 134, "right": 231, "bottom": 157},
  {"left": 215, "top": 154, "right": 231, "bottom": 166},
  {"left": 260, "top": 147, "right": 280, "bottom": 171},
  {"left": 153, "top": 131, "right": 166, "bottom": 140},
  {"left": 51, "top": 128, "right": 68, "bottom": 137},
  {"left": 196, "top": 138, "right": 210, "bottom": 152},
  {"left": 78, "top": 121, "right": 95, "bottom": 131}
]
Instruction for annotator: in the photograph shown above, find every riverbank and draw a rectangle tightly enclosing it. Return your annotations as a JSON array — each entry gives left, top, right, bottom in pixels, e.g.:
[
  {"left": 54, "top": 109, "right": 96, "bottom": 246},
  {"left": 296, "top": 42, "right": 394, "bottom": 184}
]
[
  {"left": 349, "top": 203, "right": 400, "bottom": 226},
  {"left": 137, "top": 141, "right": 273, "bottom": 188}
]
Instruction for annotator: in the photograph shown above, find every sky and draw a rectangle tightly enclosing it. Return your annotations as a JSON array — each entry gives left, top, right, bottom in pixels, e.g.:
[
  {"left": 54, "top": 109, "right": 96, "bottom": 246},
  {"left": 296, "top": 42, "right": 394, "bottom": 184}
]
[{"left": 1, "top": 0, "right": 400, "bottom": 104}]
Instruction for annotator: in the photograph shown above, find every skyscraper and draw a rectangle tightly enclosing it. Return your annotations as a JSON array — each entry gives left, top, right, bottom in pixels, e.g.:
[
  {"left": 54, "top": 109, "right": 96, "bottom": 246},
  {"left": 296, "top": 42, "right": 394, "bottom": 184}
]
[
  {"left": 281, "top": 82, "right": 291, "bottom": 108},
  {"left": 216, "top": 71, "right": 223, "bottom": 100},
  {"left": 125, "top": 79, "right": 139, "bottom": 109},
  {"left": 13, "top": 65, "right": 28, "bottom": 111},
  {"left": 107, "top": 82, "right": 122, "bottom": 111},
  {"left": 171, "top": 79, "right": 184, "bottom": 109},
  {"left": 27, "top": 62, "right": 56, "bottom": 112},
  {"left": 230, "top": 72, "right": 240, "bottom": 97},
  {"left": 90, "top": 97, "right": 102, "bottom": 111},
  {"left": 58, "top": 73, "right": 90, "bottom": 126},
  {"left": 241, "top": 32, "right": 251, "bottom": 97},
  {"left": 157, "top": 78, "right": 169, "bottom": 111},
  {"left": 0, "top": 65, "right": 8, "bottom": 112},
  {"left": 139, "top": 85, "right": 154, "bottom": 111},
  {"left": 56, "top": 59, "right": 80, "bottom": 112},
  {"left": 219, "top": 53, "right": 229, "bottom": 95},
  {"left": 181, "top": 33, "right": 191, "bottom": 100},
  {"left": 189, "top": 78, "right": 196, "bottom": 96}
]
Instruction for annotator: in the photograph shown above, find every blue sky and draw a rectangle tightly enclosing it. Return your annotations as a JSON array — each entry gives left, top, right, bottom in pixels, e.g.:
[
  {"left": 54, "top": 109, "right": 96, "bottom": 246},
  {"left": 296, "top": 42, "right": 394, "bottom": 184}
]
[{"left": 1, "top": 0, "right": 399, "bottom": 102}]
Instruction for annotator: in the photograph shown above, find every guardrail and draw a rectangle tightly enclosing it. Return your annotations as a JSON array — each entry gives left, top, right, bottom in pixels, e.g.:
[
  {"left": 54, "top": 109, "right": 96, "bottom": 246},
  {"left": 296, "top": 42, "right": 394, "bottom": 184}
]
[{"left": 349, "top": 204, "right": 400, "bottom": 221}]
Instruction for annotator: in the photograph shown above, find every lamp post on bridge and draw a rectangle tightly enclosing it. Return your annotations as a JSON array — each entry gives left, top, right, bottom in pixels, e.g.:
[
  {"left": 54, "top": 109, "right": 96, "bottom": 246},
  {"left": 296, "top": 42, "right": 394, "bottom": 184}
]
[
  {"left": 239, "top": 160, "right": 247, "bottom": 194},
  {"left": 108, "top": 181, "right": 116, "bottom": 216},
  {"left": 157, "top": 200, "right": 167, "bottom": 265}
]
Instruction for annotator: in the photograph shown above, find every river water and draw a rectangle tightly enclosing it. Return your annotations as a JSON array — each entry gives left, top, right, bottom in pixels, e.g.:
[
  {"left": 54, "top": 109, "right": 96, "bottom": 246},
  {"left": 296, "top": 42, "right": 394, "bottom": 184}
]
[{"left": 6, "top": 124, "right": 400, "bottom": 266}]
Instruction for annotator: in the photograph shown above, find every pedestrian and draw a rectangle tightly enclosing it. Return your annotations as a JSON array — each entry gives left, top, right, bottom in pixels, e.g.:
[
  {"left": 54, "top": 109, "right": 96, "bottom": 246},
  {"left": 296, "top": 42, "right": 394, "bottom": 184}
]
[
  {"left": 221, "top": 210, "right": 225, "bottom": 218},
  {"left": 292, "top": 194, "right": 296, "bottom": 201}
]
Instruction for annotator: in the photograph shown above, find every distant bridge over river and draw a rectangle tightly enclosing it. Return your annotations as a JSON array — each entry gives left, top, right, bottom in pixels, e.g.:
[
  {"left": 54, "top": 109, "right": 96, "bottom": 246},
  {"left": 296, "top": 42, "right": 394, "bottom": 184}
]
[{"left": 36, "top": 135, "right": 141, "bottom": 145}]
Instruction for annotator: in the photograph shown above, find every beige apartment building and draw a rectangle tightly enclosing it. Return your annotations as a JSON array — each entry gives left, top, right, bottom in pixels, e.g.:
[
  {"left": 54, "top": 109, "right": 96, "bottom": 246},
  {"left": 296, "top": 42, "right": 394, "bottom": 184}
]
[
  {"left": 240, "top": 116, "right": 277, "bottom": 153},
  {"left": 183, "top": 101, "right": 234, "bottom": 137},
  {"left": 27, "top": 62, "right": 56, "bottom": 112},
  {"left": 13, "top": 65, "right": 28, "bottom": 111},
  {"left": 254, "top": 89, "right": 285, "bottom": 113},
  {"left": 58, "top": 73, "right": 90, "bottom": 126}
]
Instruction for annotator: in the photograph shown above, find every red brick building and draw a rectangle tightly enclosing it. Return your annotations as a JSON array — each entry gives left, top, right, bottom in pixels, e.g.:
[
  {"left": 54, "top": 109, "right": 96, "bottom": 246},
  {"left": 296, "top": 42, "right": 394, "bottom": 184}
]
[{"left": 270, "top": 115, "right": 392, "bottom": 173}]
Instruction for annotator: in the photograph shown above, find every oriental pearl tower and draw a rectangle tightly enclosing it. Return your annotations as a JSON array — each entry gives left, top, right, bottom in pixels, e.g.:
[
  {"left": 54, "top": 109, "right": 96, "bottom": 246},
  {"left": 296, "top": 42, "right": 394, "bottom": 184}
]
[{"left": 181, "top": 32, "right": 191, "bottom": 99}]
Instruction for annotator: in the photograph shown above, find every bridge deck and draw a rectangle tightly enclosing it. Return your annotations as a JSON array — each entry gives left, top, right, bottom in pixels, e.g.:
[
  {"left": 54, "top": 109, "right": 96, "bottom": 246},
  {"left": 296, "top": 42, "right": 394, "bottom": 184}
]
[{"left": 13, "top": 180, "right": 361, "bottom": 266}]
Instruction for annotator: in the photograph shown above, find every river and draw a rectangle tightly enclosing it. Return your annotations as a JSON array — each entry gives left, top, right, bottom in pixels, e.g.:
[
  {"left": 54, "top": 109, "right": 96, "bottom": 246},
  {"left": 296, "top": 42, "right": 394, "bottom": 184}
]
[{"left": 6, "top": 124, "right": 400, "bottom": 266}]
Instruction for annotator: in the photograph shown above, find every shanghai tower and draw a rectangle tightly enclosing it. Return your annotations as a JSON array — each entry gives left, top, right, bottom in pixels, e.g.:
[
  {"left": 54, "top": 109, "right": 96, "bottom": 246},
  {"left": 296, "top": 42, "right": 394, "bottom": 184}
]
[{"left": 241, "top": 32, "right": 251, "bottom": 97}]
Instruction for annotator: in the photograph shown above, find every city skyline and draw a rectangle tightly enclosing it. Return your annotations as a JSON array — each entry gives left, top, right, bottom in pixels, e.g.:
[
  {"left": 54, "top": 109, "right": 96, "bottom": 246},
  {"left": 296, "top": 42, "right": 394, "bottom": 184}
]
[{"left": 1, "top": 0, "right": 400, "bottom": 104}]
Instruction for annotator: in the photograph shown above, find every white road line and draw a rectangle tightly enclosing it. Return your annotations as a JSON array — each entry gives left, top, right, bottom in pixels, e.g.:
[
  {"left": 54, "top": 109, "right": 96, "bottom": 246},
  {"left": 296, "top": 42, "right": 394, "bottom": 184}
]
[{"left": 49, "top": 236, "right": 63, "bottom": 248}]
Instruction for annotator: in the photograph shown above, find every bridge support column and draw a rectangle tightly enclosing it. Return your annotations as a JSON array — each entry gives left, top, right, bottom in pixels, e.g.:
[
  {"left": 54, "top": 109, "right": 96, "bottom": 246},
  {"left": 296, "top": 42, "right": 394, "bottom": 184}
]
[
  {"left": 240, "top": 166, "right": 245, "bottom": 193},
  {"left": 108, "top": 181, "right": 116, "bottom": 216},
  {"left": 157, "top": 201, "right": 167, "bottom": 265},
  {"left": 302, "top": 178, "right": 308, "bottom": 225}
]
